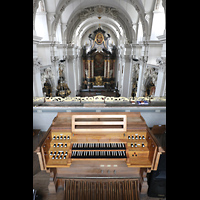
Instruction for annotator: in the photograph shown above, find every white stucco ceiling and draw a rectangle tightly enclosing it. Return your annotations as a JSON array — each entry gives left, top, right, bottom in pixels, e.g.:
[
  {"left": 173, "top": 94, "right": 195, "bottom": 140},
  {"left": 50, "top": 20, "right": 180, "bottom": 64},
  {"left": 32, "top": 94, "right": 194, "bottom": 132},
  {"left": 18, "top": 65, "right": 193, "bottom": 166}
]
[{"left": 34, "top": 0, "right": 159, "bottom": 44}]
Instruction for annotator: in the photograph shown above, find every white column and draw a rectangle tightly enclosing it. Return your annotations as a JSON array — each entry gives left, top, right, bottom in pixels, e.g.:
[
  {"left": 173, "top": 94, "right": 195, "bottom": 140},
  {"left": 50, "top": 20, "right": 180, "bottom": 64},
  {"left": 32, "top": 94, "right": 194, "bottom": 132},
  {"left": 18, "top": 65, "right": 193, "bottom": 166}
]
[
  {"left": 136, "top": 63, "right": 144, "bottom": 97},
  {"left": 73, "top": 56, "right": 77, "bottom": 95},
  {"left": 33, "top": 31, "right": 43, "bottom": 97},
  {"left": 91, "top": 60, "right": 94, "bottom": 78},
  {"left": 155, "top": 33, "right": 166, "bottom": 97},
  {"left": 104, "top": 60, "right": 107, "bottom": 77},
  {"left": 155, "top": 58, "right": 166, "bottom": 96},
  {"left": 77, "top": 54, "right": 82, "bottom": 91},
  {"left": 33, "top": 58, "right": 43, "bottom": 97},
  {"left": 127, "top": 58, "right": 132, "bottom": 97},
  {"left": 136, "top": 41, "right": 149, "bottom": 97}
]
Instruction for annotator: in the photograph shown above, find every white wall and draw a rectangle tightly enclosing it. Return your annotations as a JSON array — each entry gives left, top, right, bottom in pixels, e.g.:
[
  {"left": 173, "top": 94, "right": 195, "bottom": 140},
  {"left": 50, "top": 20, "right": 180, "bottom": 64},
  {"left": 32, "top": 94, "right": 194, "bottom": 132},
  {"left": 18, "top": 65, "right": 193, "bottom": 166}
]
[
  {"left": 147, "top": 44, "right": 162, "bottom": 65},
  {"left": 35, "top": 12, "right": 49, "bottom": 41},
  {"left": 37, "top": 45, "right": 51, "bottom": 66}
]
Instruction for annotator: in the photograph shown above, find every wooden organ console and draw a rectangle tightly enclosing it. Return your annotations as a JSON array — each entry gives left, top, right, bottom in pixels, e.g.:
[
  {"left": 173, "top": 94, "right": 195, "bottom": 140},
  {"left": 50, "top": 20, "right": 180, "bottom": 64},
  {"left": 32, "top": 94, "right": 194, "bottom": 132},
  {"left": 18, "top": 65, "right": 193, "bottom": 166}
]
[{"left": 35, "top": 112, "right": 164, "bottom": 200}]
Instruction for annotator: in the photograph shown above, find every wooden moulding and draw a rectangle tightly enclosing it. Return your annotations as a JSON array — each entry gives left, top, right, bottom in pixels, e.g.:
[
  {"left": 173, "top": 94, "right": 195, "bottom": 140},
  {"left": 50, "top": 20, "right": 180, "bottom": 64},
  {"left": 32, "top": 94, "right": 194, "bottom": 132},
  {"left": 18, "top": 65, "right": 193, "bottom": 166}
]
[
  {"left": 147, "top": 127, "right": 165, "bottom": 170},
  {"left": 72, "top": 115, "right": 127, "bottom": 133}
]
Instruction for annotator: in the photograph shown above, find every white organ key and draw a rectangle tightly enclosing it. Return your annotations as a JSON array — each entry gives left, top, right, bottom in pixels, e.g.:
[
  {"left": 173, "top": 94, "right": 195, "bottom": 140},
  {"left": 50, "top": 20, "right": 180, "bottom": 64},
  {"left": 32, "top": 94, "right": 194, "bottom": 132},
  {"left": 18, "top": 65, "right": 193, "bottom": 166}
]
[
  {"left": 95, "top": 151, "right": 99, "bottom": 156},
  {"left": 72, "top": 151, "right": 76, "bottom": 156},
  {"left": 77, "top": 151, "right": 83, "bottom": 156},
  {"left": 84, "top": 143, "right": 88, "bottom": 148},
  {"left": 118, "top": 151, "right": 122, "bottom": 156},
  {"left": 122, "top": 151, "right": 125, "bottom": 156}
]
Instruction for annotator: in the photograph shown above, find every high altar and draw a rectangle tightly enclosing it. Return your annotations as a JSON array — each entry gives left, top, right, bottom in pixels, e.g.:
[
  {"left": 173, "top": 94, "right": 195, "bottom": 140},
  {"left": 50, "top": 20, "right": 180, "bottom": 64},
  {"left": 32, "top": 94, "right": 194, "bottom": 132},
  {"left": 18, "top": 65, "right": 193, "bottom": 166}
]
[{"left": 79, "top": 27, "right": 119, "bottom": 97}]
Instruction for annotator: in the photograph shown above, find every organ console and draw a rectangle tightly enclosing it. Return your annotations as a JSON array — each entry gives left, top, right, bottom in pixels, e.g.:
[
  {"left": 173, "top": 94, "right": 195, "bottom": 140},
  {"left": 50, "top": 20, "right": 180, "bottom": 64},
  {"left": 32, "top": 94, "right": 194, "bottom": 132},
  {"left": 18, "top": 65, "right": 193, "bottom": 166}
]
[{"left": 35, "top": 112, "right": 164, "bottom": 199}]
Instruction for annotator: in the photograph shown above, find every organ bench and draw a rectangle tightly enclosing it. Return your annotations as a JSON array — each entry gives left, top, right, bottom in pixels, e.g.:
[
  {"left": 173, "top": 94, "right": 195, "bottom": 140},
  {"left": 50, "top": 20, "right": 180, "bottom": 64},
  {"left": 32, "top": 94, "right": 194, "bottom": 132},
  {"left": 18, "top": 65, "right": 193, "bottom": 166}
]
[{"left": 35, "top": 112, "right": 164, "bottom": 199}]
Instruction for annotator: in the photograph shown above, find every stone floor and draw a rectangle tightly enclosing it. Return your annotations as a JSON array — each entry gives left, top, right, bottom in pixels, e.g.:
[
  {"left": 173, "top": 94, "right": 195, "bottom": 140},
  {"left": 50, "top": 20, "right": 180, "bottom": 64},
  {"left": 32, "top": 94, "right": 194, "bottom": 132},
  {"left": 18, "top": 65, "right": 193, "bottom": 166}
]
[{"left": 33, "top": 131, "right": 166, "bottom": 200}]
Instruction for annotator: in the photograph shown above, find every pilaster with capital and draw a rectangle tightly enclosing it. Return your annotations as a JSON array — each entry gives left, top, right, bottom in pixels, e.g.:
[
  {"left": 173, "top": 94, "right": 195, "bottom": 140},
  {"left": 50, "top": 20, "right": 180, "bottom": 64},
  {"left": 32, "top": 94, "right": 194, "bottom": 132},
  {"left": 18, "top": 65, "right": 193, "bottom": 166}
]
[
  {"left": 155, "top": 33, "right": 166, "bottom": 97},
  {"left": 154, "top": 57, "right": 166, "bottom": 96},
  {"left": 136, "top": 41, "right": 149, "bottom": 97},
  {"left": 33, "top": 58, "right": 43, "bottom": 97}
]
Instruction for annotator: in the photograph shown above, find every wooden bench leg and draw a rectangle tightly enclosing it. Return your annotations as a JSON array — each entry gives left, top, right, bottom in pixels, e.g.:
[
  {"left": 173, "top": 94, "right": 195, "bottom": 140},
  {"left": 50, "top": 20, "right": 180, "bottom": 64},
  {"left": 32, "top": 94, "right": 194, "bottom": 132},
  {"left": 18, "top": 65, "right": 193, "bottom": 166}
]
[
  {"left": 140, "top": 169, "right": 148, "bottom": 194},
  {"left": 48, "top": 170, "right": 56, "bottom": 194}
]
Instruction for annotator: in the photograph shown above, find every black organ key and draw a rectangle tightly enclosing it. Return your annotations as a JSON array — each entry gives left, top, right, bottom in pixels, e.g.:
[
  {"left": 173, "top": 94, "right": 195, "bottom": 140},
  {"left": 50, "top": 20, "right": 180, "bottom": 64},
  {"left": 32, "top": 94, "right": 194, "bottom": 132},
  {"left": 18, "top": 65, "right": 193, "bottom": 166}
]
[
  {"left": 95, "top": 143, "right": 99, "bottom": 148},
  {"left": 106, "top": 143, "right": 110, "bottom": 148},
  {"left": 95, "top": 151, "right": 99, "bottom": 156},
  {"left": 118, "top": 151, "right": 123, "bottom": 156},
  {"left": 71, "top": 151, "right": 76, "bottom": 157},
  {"left": 107, "top": 151, "right": 111, "bottom": 157},
  {"left": 117, "top": 143, "right": 121, "bottom": 148}
]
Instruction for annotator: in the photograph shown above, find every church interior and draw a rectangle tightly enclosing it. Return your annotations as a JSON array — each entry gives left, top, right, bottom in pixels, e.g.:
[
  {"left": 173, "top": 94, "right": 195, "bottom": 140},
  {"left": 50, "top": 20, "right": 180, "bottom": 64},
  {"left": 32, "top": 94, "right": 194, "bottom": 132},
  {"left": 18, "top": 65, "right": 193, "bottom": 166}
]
[{"left": 33, "top": 0, "right": 166, "bottom": 199}]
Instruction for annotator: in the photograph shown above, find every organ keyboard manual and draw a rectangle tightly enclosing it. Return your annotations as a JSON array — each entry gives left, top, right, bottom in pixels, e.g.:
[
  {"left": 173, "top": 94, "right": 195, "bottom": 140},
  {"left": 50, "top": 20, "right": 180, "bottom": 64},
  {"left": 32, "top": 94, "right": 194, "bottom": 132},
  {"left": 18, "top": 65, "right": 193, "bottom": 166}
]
[{"left": 35, "top": 112, "right": 164, "bottom": 199}]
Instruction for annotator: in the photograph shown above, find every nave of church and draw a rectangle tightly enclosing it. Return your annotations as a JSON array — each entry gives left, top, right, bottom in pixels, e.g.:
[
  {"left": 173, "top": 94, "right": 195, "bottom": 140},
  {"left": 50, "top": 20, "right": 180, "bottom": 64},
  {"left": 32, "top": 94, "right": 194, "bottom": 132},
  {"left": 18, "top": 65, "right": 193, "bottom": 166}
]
[{"left": 33, "top": 0, "right": 166, "bottom": 99}]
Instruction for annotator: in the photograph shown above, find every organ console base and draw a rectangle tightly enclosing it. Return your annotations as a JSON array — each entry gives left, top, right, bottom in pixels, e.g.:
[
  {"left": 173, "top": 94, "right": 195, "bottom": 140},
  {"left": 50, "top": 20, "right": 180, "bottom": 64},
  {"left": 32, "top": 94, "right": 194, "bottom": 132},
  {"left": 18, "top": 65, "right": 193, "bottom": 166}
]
[{"left": 35, "top": 112, "right": 164, "bottom": 199}]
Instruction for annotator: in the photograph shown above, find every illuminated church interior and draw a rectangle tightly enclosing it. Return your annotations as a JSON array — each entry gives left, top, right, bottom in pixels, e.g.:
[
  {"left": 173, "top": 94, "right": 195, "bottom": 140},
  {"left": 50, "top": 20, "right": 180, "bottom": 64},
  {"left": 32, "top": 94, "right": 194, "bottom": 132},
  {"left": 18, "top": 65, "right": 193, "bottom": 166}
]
[{"left": 33, "top": 0, "right": 166, "bottom": 199}]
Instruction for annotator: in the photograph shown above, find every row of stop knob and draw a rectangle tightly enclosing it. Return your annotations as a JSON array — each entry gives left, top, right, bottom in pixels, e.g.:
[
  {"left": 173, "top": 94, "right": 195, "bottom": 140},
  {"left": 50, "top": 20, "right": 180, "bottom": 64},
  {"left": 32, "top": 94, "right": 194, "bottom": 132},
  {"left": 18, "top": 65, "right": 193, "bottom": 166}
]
[
  {"left": 128, "top": 135, "right": 145, "bottom": 140},
  {"left": 131, "top": 143, "right": 145, "bottom": 147},
  {"left": 52, "top": 135, "right": 70, "bottom": 140}
]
